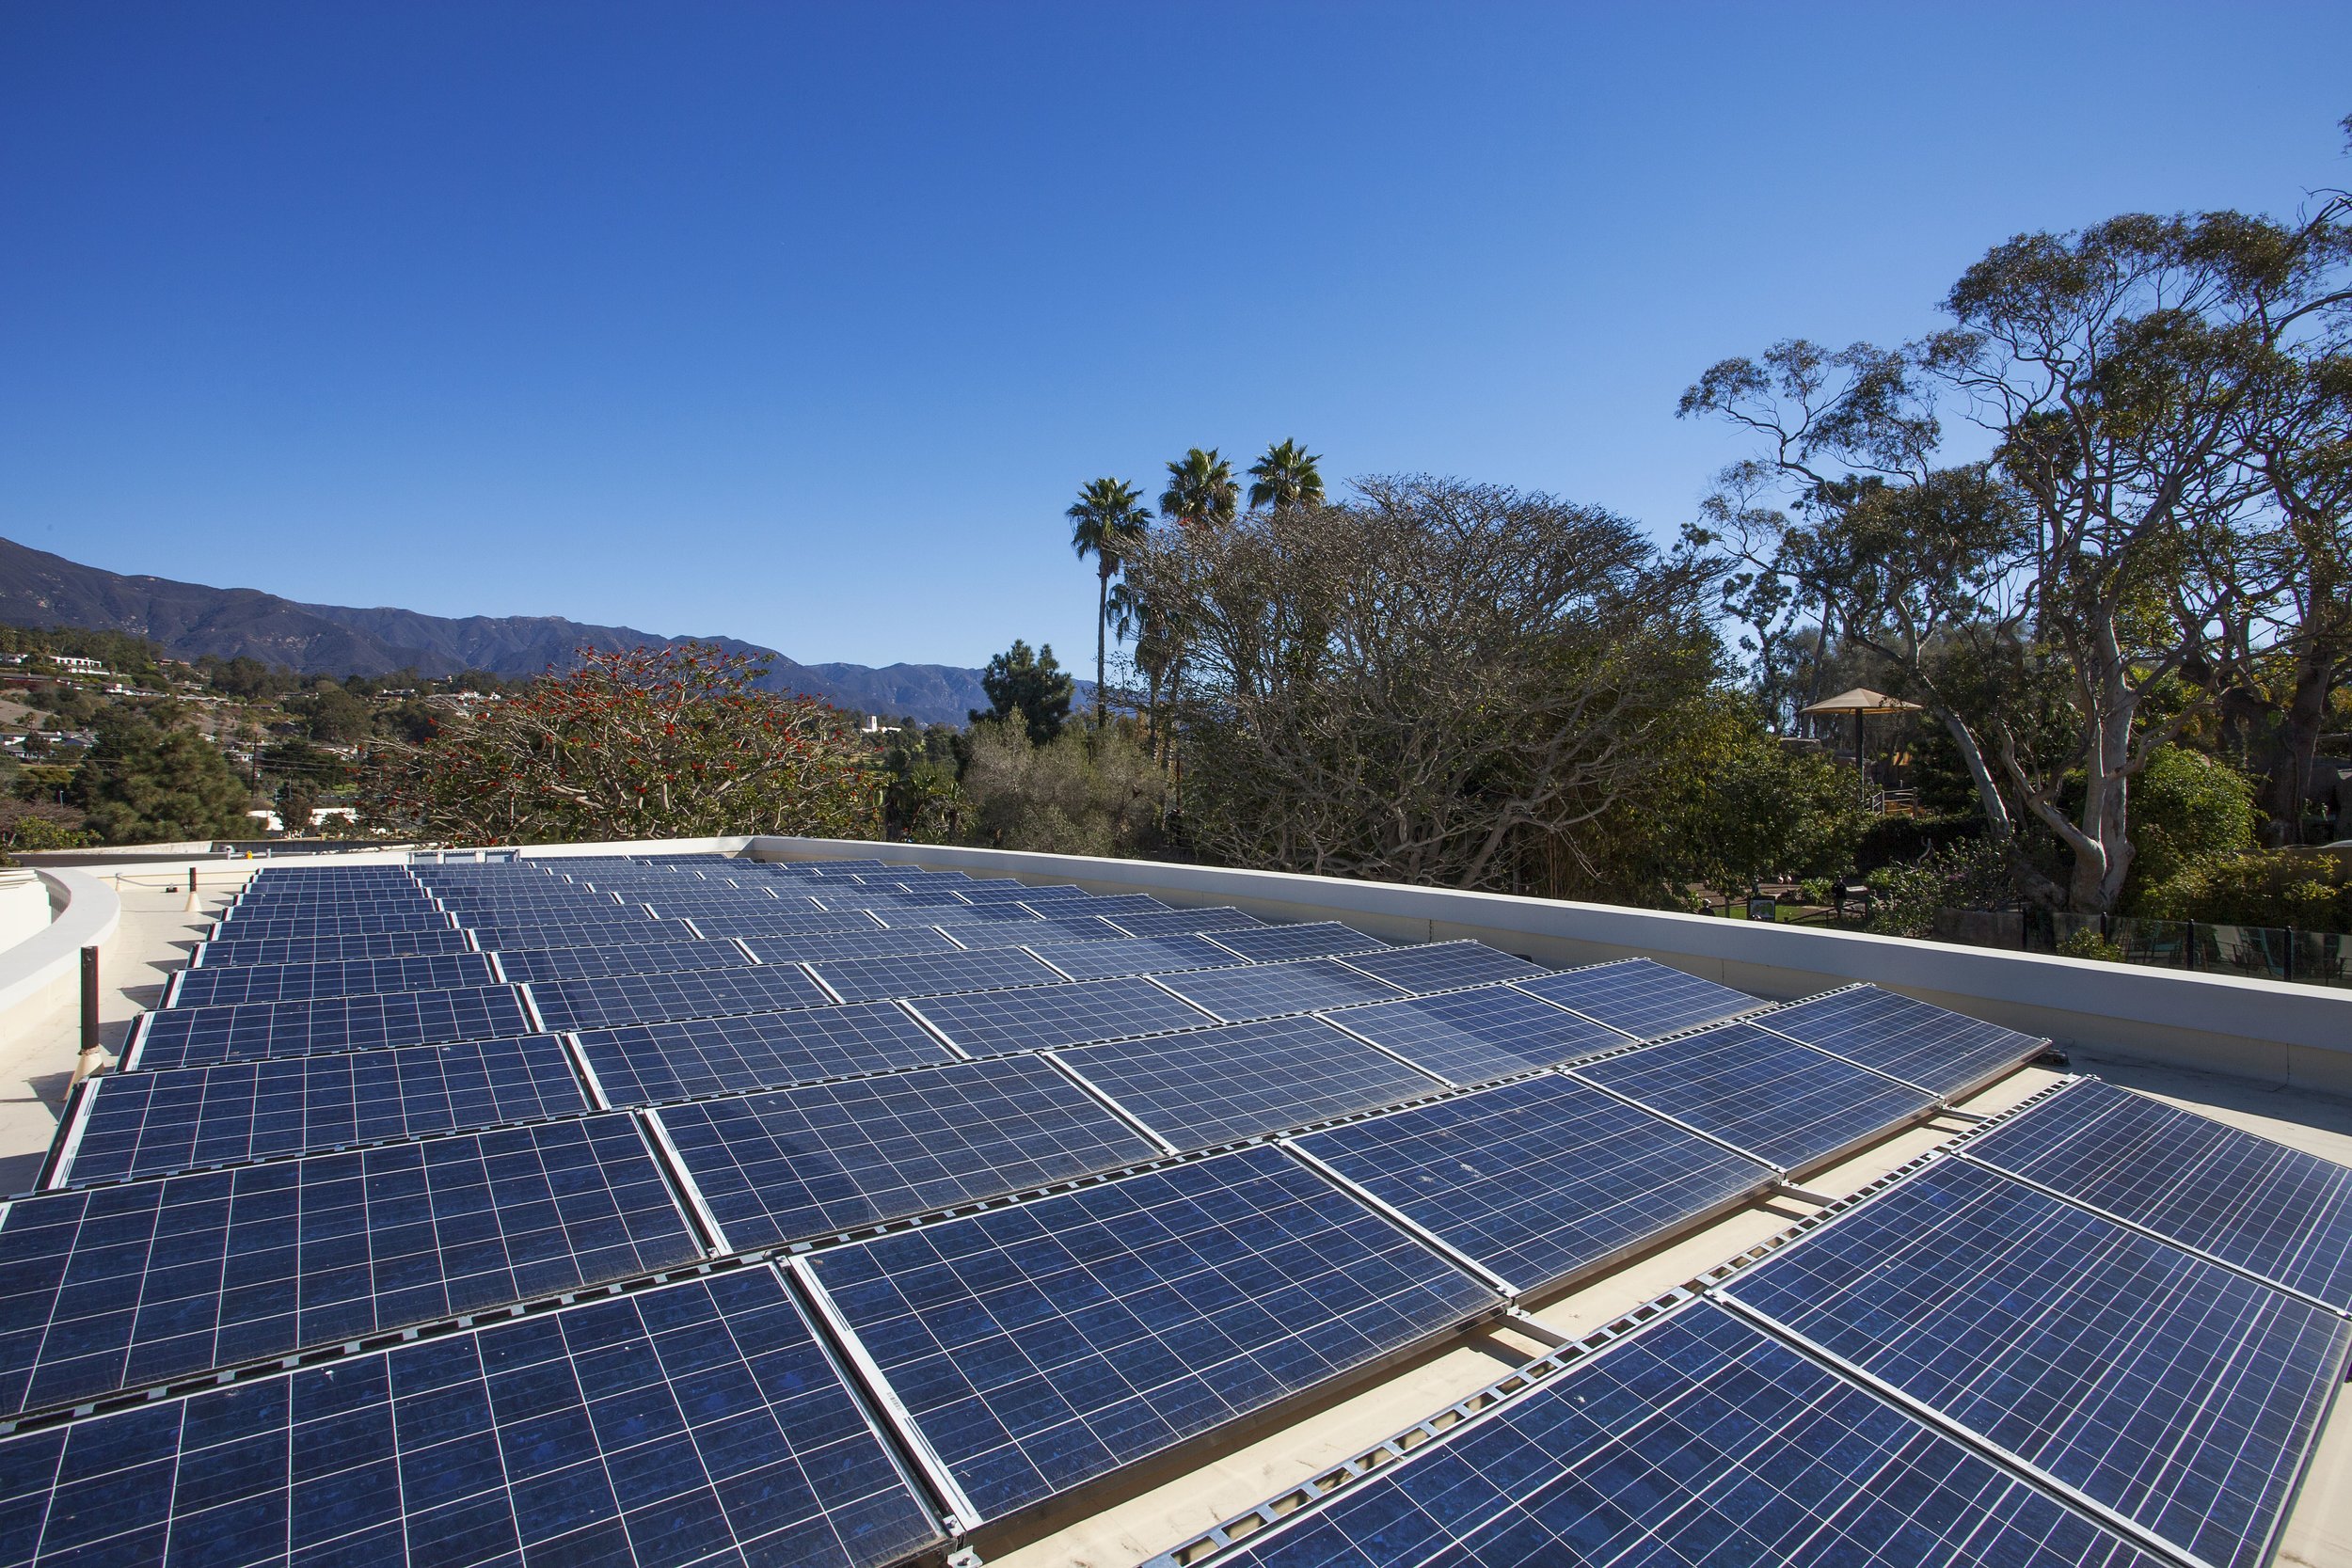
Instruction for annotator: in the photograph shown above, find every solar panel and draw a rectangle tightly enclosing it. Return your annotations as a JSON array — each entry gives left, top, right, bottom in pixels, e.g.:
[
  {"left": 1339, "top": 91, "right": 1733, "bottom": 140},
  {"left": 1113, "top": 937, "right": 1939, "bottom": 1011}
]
[
  {"left": 1041, "top": 893, "right": 1174, "bottom": 920},
  {"left": 47, "top": 1037, "right": 589, "bottom": 1187},
  {"left": 1572, "top": 1022, "right": 1935, "bottom": 1171},
  {"left": 925, "top": 915, "right": 1128, "bottom": 949},
  {"left": 525, "top": 965, "right": 831, "bottom": 1033},
  {"left": 1019, "top": 933, "right": 1248, "bottom": 981},
  {"left": 1512, "top": 957, "right": 1759, "bottom": 1038},
  {"left": 192, "top": 928, "right": 485, "bottom": 968},
  {"left": 1756, "top": 985, "right": 2046, "bottom": 1096},
  {"left": 205, "top": 912, "right": 455, "bottom": 942},
  {"left": 901, "top": 975, "right": 1216, "bottom": 1055},
  {"left": 1199, "top": 1298, "right": 2169, "bottom": 1568},
  {"left": 1055, "top": 1016, "right": 1441, "bottom": 1148},
  {"left": 167, "top": 953, "right": 499, "bottom": 1009},
  {"left": 0, "top": 1269, "right": 946, "bottom": 1568},
  {"left": 653, "top": 1056, "right": 1159, "bottom": 1249},
  {"left": 1108, "top": 906, "right": 1265, "bottom": 937},
  {"left": 1333, "top": 940, "right": 1547, "bottom": 994},
  {"left": 803, "top": 1144, "right": 1497, "bottom": 1521},
  {"left": 0, "top": 1114, "right": 702, "bottom": 1418},
  {"left": 464, "top": 919, "right": 704, "bottom": 949},
  {"left": 571, "top": 1003, "right": 956, "bottom": 1107},
  {"left": 737, "top": 927, "right": 964, "bottom": 965},
  {"left": 1295, "top": 1074, "right": 1774, "bottom": 1293},
  {"left": 1202, "top": 921, "right": 1387, "bottom": 963},
  {"left": 1963, "top": 1078, "right": 2352, "bottom": 1309},
  {"left": 1319, "top": 985, "right": 1630, "bottom": 1085},
  {"left": 1721, "top": 1157, "right": 2352, "bottom": 1568},
  {"left": 678, "top": 911, "right": 902, "bottom": 939},
  {"left": 805, "top": 946, "right": 1063, "bottom": 1003},
  {"left": 1151, "top": 957, "right": 1406, "bottom": 1023},
  {"left": 486, "top": 938, "right": 756, "bottom": 984},
  {"left": 128, "top": 985, "right": 538, "bottom": 1070}
]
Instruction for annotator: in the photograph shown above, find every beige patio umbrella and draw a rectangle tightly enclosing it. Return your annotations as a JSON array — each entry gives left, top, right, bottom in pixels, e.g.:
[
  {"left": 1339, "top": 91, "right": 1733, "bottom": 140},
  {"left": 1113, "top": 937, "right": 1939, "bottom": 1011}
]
[{"left": 1801, "top": 688, "right": 1923, "bottom": 804}]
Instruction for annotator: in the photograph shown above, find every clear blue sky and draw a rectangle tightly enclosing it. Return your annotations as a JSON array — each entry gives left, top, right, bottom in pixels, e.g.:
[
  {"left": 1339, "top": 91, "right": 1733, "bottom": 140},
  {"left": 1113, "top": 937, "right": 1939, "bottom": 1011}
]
[{"left": 4, "top": 3, "right": 2346, "bottom": 671}]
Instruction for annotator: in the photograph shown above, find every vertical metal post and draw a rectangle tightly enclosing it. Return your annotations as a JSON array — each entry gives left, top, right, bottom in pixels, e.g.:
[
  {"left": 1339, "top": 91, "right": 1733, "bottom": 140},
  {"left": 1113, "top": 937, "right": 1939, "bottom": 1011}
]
[{"left": 79, "top": 946, "right": 100, "bottom": 1054}]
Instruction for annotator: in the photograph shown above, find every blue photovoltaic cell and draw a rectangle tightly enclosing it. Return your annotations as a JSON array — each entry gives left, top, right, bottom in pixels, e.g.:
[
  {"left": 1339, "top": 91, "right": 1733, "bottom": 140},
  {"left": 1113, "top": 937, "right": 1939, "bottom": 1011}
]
[
  {"left": 1756, "top": 985, "right": 2045, "bottom": 1096},
  {"left": 130, "top": 985, "right": 538, "bottom": 1070},
  {"left": 0, "top": 1114, "right": 701, "bottom": 1418},
  {"left": 1296, "top": 1074, "right": 1773, "bottom": 1291},
  {"left": 573, "top": 1003, "right": 956, "bottom": 1106},
  {"left": 525, "top": 965, "right": 832, "bottom": 1032},
  {"left": 193, "top": 930, "right": 481, "bottom": 969},
  {"left": 0, "top": 1268, "right": 945, "bottom": 1568},
  {"left": 205, "top": 914, "right": 455, "bottom": 943},
  {"left": 1333, "top": 941, "right": 1544, "bottom": 994},
  {"left": 1152, "top": 958, "right": 1406, "bottom": 1023},
  {"left": 1322, "top": 986, "right": 1629, "bottom": 1085},
  {"left": 806, "top": 946, "right": 1064, "bottom": 1003},
  {"left": 1211, "top": 1299, "right": 2167, "bottom": 1568},
  {"left": 1108, "top": 906, "right": 1265, "bottom": 937},
  {"left": 53, "top": 1037, "right": 589, "bottom": 1187},
  {"left": 167, "top": 953, "right": 499, "bottom": 1009},
  {"left": 488, "top": 939, "right": 757, "bottom": 984},
  {"left": 926, "top": 916, "right": 1129, "bottom": 949},
  {"left": 807, "top": 1145, "right": 1497, "bottom": 1520},
  {"left": 882, "top": 904, "right": 1038, "bottom": 927},
  {"left": 463, "top": 919, "right": 704, "bottom": 949},
  {"left": 1573, "top": 1022, "right": 1935, "bottom": 1170},
  {"left": 1964, "top": 1078, "right": 2352, "bottom": 1310},
  {"left": 1204, "top": 922, "right": 1389, "bottom": 963},
  {"left": 1056, "top": 1016, "right": 1440, "bottom": 1148},
  {"left": 1723, "top": 1158, "right": 2352, "bottom": 1568},
  {"left": 738, "top": 927, "right": 964, "bottom": 965},
  {"left": 901, "top": 975, "right": 1216, "bottom": 1055},
  {"left": 1020, "top": 933, "right": 1248, "bottom": 982},
  {"left": 655, "top": 1056, "right": 1157, "bottom": 1248},
  {"left": 1512, "top": 958, "right": 1758, "bottom": 1039},
  {"left": 645, "top": 911, "right": 889, "bottom": 939},
  {"left": 1041, "top": 894, "right": 1173, "bottom": 920}
]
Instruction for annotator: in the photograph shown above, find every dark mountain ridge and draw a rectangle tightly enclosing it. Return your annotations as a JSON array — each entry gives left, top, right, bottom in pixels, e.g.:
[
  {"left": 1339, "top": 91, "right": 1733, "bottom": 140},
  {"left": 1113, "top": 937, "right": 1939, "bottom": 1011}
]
[{"left": 0, "top": 535, "right": 1013, "bottom": 725}]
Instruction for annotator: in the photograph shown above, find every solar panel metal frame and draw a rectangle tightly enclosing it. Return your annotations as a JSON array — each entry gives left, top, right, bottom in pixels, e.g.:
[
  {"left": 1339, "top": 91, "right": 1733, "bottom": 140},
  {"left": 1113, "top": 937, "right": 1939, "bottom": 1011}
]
[{"left": 1716, "top": 1154, "right": 2352, "bottom": 1568}]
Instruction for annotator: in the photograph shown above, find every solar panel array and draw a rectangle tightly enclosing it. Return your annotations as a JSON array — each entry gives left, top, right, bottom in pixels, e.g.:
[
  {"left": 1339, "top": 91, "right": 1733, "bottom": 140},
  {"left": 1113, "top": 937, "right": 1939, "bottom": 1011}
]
[
  {"left": 1168, "top": 1079, "right": 2352, "bottom": 1568},
  {"left": 21, "top": 851, "right": 2328, "bottom": 1568}
]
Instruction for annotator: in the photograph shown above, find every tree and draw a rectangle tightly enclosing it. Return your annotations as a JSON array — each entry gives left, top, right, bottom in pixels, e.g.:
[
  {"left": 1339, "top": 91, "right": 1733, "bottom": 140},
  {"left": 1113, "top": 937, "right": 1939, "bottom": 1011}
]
[
  {"left": 1067, "top": 477, "right": 1152, "bottom": 728},
  {"left": 290, "top": 679, "right": 373, "bottom": 743},
  {"left": 70, "top": 718, "right": 257, "bottom": 845},
  {"left": 1126, "top": 476, "right": 1722, "bottom": 891},
  {"left": 363, "top": 642, "right": 878, "bottom": 845},
  {"left": 1247, "top": 439, "right": 1325, "bottom": 512},
  {"left": 1160, "top": 448, "right": 1239, "bottom": 531},
  {"left": 959, "top": 719, "right": 1166, "bottom": 856},
  {"left": 969, "top": 641, "right": 1074, "bottom": 747},
  {"left": 275, "top": 778, "right": 320, "bottom": 836}
]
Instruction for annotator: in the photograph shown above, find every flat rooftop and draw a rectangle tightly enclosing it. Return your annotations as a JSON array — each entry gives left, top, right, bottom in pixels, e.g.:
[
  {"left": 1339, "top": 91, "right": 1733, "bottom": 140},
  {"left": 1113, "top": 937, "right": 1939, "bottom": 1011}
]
[{"left": 5, "top": 843, "right": 2347, "bottom": 1568}]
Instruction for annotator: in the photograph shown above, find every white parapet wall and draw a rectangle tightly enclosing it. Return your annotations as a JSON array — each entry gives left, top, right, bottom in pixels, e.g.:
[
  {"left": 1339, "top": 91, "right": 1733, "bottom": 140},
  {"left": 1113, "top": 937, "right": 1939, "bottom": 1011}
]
[
  {"left": 750, "top": 836, "right": 2352, "bottom": 1096},
  {"left": 0, "top": 868, "right": 121, "bottom": 1022}
]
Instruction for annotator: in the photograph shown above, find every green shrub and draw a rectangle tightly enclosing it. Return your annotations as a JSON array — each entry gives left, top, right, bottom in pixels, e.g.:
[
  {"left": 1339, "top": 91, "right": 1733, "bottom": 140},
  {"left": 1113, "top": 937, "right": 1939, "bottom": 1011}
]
[
  {"left": 1864, "top": 837, "right": 2013, "bottom": 938},
  {"left": 1854, "top": 813, "right": 1986, "bottom": 873},
  {"left": 2056, "top": 927, "right": 2127, "bottom": 963},
  {"left": 2134, "top": 849, "right": 2352, "bottom": 930},
  {"left": 2127, "top": 747, "right": 2256, "bottom": 892}
]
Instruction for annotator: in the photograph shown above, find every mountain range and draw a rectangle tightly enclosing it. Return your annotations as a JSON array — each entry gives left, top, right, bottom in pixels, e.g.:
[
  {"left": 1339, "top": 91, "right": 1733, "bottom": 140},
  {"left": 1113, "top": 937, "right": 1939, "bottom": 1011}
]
[{"left": 0, "top": 535, "right": 1025, "bottom": 725}]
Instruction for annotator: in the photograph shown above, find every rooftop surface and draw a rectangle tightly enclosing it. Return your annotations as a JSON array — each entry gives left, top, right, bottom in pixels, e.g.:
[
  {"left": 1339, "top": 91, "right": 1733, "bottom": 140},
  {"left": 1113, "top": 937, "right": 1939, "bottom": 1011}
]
[{"left": 4, "top": 847, "right": 2346, "bottom": 1568}]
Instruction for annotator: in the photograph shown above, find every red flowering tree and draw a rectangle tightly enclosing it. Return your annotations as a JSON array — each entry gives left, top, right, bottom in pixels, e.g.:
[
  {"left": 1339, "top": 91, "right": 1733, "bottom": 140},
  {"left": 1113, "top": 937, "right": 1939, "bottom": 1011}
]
[{"left": 362, "top": 643, "right": 881, "bottom": 845}]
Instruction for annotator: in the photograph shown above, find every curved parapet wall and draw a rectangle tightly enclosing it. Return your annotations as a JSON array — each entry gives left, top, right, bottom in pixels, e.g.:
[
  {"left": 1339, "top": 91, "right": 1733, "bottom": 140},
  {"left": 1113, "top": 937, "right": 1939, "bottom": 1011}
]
[
  {"left": 0, "top": 869, "right": 122, "bottom": 1020},
  {"left": 749, "top": 836, "right": 2352, "bottom": 1096}
]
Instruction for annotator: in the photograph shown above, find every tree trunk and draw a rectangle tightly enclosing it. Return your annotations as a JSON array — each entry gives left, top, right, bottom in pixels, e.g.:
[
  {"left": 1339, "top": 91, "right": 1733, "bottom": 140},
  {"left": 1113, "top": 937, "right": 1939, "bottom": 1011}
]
[{"left": 1094, "top": 569, "right": 1109, "bottom": 730}]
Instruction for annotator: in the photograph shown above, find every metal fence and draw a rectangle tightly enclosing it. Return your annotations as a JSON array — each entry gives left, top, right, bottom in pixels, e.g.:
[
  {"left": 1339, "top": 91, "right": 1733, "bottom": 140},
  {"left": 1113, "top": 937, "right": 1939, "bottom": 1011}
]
[{"left": 2022, "top": 911, "right": 2351, "bottom": 989}]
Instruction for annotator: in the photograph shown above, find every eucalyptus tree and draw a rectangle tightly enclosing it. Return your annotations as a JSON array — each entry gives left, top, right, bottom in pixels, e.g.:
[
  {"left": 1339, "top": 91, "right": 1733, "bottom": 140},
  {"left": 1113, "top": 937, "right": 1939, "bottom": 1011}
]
[
  {"left": 1067, "top": 476, "right": 1152, "bottom": 727},
  {"left": 1683, "top": 187, "right": 2352, "bottom": 913},
  {"left": 1247, "top": 439, "right": 1326, "bottom": 512}
]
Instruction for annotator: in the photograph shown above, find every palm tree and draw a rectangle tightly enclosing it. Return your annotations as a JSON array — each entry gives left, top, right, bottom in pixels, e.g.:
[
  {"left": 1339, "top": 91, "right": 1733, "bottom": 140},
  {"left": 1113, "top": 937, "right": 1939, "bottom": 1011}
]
[
  {"left": 1247, "top": 439, "right": 1325, "bottom": 512},
  {"left": 1160, "top": 448, "right": 1239, "bottom": 531},
  {"left": 1067, "top": 477, "right": 1152, "bottom": 728}
]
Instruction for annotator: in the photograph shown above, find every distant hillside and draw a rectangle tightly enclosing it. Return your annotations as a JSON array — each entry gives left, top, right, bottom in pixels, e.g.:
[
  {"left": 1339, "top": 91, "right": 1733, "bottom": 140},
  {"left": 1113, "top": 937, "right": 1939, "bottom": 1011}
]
[{"left": 0, "top": 535, "right": 1027, "bottom": 725}]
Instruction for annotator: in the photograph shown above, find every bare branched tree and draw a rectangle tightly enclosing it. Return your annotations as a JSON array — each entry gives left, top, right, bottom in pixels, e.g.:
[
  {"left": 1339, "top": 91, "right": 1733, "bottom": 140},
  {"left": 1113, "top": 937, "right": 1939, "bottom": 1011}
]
[{"left": 1125, "top": 477, "right": 1722, "bottom": 891}]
